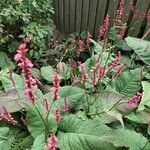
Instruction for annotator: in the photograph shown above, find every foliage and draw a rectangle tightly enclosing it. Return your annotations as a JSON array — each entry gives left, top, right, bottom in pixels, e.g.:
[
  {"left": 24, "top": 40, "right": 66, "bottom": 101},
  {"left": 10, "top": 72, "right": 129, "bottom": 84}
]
[{"left": 0, "top": 0, "right": 54, "bottom": 59}]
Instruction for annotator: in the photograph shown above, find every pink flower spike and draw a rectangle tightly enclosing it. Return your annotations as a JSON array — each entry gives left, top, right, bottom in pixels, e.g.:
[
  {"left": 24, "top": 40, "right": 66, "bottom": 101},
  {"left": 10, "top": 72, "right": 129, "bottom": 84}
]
[
  {"left": 45, "top": 134, "right": 58, "bottom": 150},
  {"left": 98, "top": 65, "right": 106, "bottom": 80},
  {"left": 80, "top": 63, "right": 88, "bottom": 82},
  {"left": 44, "top": 98, "right": 50, "bottom": 113},
  {"left": 54, "top": 108, "right": 61, "bottom": 123},
  {"left": 128, "top": 92, "right": 143, "bottom": 105}
]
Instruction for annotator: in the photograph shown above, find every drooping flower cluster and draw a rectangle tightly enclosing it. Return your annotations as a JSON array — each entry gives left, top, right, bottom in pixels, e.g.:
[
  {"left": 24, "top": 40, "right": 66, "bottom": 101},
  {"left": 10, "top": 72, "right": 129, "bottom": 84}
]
[
  {"left": 0, "top": 107, "right": 17, "bottom": 125},
  {"left": 79, "top": 63, "right": 88, "bottom": 82},
  {"left": 44, "top": 97, "right": 50, "bottom": 113},
  {"left": 109, "top": 51, "right": 122, "bottom": 70},
  {"left": 115, "top": 0, "right": 125, "bottom": 24},
  {"left": 98, "top": 14, "right": 110, "bottom": 41},
  {"left": 14, "top": 38, "right": 36, "bottom": 104},
  {"left": 51, "top": 73, "right": 61, "bottom": 101},
  {"left": 54, "top": 108, "right": 61, "bottom": 123},
  {"left": 45, "top": 134, "right": 58, "bottom": 150},
  {"left": 147, "top": 10, "right": 150, "bottom": 26},
  {"left": 128, "top": 92, "right": 143, "bottom": 104},
  {"left": 77, "top": 39, "right": 84, "bottom": 56}
]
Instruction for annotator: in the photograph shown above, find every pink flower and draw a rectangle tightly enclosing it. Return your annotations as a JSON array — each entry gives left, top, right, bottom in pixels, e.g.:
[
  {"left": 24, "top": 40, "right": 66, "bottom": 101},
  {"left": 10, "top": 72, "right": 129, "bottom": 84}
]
[
  {"left": 98, "top": 65, "right": 106, "bottom": 80},
  {"left": 45, "top": 134, "right": 58, "bottom": 150},
  {"left": 0, "top": 107, "right": 17, "bottom": 125},
  {"left": 109, "top": 51, "right": 121, "bottom": 70},
  {"left": 128, "top": 92, "right": 143, "bottom": 104},
  {"left": 111, "top": 64, "right": 125, "bottom": 80},
  {"left": 51, "top": 74, "right": 61, "bottom": 101},
  {"left": 77, "top": 39, "right": 84, "bottom": 56},
  {"left": 54, "top": 108, "right": 61, "bottom": 123},
  {"left": 44, "top": 98, "right": 50, "bottom": 113},
  {"left": 79, "top": 63, "right": 88, "bottom": 82},
  {"left": 98, "top": 14, "right": 110, "bottom": 41},
  {"left": 115, "top": 0, "right": 125, "bottom": 24},
  {"left": 14, "top": 38, "right": 36, "bottom": 104}
]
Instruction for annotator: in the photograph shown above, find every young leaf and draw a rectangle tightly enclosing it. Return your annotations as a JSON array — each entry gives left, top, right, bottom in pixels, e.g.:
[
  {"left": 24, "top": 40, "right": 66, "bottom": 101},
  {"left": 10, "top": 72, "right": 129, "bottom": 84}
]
[
  {"left": 111, "top": 68, "right": 141, "bottom": 96},
  {"left": 138, "top": 81, "right": 150, "bottom": 111},
  {"left": 125, "top": 36, "right": 150, "bottom": 65},
  {"left": 41, "top": 66, "right": 54, "bottom": 82},
  {"left": 102, "top": 129, "right": 150, "bottom": 150},
  {"left": 31, "top": 133, "right": 45, "bottom": 150},
  {"left": 26, "top": 106, "right": 58, "bottom": 139},
  {"left": 58, "top": 114, "right": 115, "bottom": 150}
]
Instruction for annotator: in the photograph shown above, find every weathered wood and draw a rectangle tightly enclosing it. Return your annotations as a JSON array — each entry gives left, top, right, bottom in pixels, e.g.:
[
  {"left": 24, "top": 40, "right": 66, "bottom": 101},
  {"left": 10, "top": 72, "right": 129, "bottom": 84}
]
[
  {"left": 53, "top": 0, "right": 59, "bottom": 29},
  {"left": 58, "top": 0, "right": 64, "bottom": 31},
  {"left": 94, "top": 0, "right": 107, "bottom": 39},
  {"left": 53, "top": 0, "right": 150, "bottom": 40},
  {"left": 70, "top": 0, "right": 76, "bottom": 33},
  {"left": 107, "top": 0, "right": 120, "bottom": 26},
  {"left": 88, "top": 0, "right": 98, "bottom": 37},
  {"left": 128, "top": 0, "right": 150, "bottom": 37},
  {"left": 81, "top": 0, "right": 90, "bottom": 31},
  {"left": 75, "top": 0, "right": 82, "bottom": 32},
  {"left": 64, "top": 0, "right": 70, "bottom": 33}
]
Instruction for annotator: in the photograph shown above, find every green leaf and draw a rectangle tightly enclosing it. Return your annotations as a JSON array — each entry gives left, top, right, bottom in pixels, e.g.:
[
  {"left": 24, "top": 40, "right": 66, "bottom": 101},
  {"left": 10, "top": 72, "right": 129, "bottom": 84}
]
[
  {"left": 125, "top": 111, "right": 150, "bottom": 124},
  {"left": 102, "top": 129, "right": 150, "bottom": 150},
  {"left": 58, "top": 114, "right": 115, "bottom": 150},
  {"left": 125, "top": 36, "right": 150, "bottom": 64},
  {"left": 31, "top": 134, "right": 45, "bottom": 150},
  {"left": 111, "top": 68, "right": 141, "bottom": 96},
  {"left": 0, "top": 52, "right": 15, "bottom": 69},
  {"left": 26, "top": 106, "right": 57, "bottom": 139},
  {"left": 45, "top": 86, "right": 85, "bottom": 112},
  {"left": 41, "top": 66, "right": 54, "bottom": 82},
  {"left": 138, "top": 81, "right": 150, "bottom": 111},
  {"left": 0, "top": 69, "right": 24, "bottom": 92}
]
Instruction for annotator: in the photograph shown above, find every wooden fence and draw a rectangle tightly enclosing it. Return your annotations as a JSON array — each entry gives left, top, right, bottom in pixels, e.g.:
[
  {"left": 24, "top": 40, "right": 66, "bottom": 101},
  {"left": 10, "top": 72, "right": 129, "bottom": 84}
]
[{"left": 53, "top": 0, "right": 150, "bottom": 40}]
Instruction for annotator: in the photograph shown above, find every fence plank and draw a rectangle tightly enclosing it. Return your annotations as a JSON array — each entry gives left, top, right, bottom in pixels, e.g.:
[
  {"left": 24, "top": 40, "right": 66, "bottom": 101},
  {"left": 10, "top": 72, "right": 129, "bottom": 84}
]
[
  {"left": 53, "top": 0, "right": 59, "bottom": 29},
  {"left": 94, "top": 0, "right": 107, "bottom": 39},
  {"left": 64, "top": 0, "right": 70, "bottom": 33},
  {"left": 128, "top": 0, "right": 150, "bottom": 37},
  {"left": 75, "top": 0, "right": 82, "bottom": 32},
  {"left": 58, "top": 0, "right": 64, "bottom": 31},
  {"left": 107, "top": 0, "right": 119, "bottom": 26},
  {"left": 70, "top": 0, "right": 76, "bottom": 33},
  {"left": 81, "top": 0, "right": 90, "bottom": 31},
  {"left": 88, "top": 0, "right": 98, "bottom": 37}
]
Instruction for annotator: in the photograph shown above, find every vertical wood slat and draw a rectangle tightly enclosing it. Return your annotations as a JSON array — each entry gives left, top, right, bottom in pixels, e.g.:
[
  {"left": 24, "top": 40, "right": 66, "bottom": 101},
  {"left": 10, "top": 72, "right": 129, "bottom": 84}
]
[
  {"left": 88, "top": 0, "right": 98, "bottom": 37},
  {"left": 53, "top": 0, "right": 150, "bottom": 40},
  {"left": 81, "top": 0, "right": 90, "bottom": 31},
  {"left": 107, "top": 0, "right": 120, "bottom": 26},
  {"left": 128, "top": 0, "right": 150, "bottom": 37},
  {"left": 64, "top": 0, "right": 70, "bottom": 33},
  {"left": 70, "top": 0, "right": 76, "bottom": 33},
  {"left": 94, "top": 0, "right": 107, "bottom": 39},
  {"left": 75, "top": 0, "right": 82, "bottom": 32},
  {"left": 58, "top": 0, "right": 64, "bottom": 31},
  {"left": 53, "top": 0, "right": 59, "bottom": 29}
]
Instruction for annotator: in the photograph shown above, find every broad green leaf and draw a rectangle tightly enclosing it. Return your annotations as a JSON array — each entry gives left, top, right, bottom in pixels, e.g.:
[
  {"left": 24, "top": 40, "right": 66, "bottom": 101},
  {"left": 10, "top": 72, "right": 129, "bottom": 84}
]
[
  {"left": 31, "top": 134, "right": 45, "bottom": 150},
  {"left": 41, "top": 66, "right": 54, "bottom": 82},
  {"left": 0, "top": 69, "right": 24, "bottom": 92},
  {"left": 125, "top": 111, "right": 150, "bottom": 124},
  {"left": 58, "top": 62, "right": 70, "bottom": 80},
  {"left": 138, "top": 81, "right": 150, "bottom": 111},
  {"left": 111, "top": 68, "right": 141, "bottom": 96},
  {"left": 58, "top": 114, "right": 115, "bottom": 150},
  {"left": 125, "top": 36, "right": 150, "bottom": 64},
  {"left": 0, "top": 52, "right": 15, "bottom": 69},
  {"left": 0, "top": 89, "right": 27, "bottom": 113},
  {"left": 45, "top": 86, "right": 85, "bottom": 112},
  {"left": 26, "top": 106, "right": 57, "bottom": 139},
  {"left": 90, "top": 39, "right": 102, "bottom": 53},
  {"left": 102, "top": 129, "right": 150, "bottom": 150}
]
